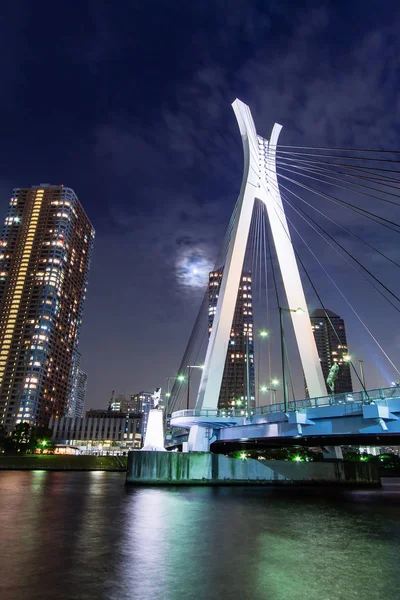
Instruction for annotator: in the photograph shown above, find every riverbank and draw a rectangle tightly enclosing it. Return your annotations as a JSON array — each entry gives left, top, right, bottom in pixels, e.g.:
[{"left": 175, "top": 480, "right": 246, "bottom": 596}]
[{"left": 0, "top": 454, "right": 127, "bottom": 471}]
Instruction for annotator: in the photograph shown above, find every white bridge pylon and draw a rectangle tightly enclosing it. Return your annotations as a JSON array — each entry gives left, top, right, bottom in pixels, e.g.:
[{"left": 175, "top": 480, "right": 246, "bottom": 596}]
[{"left": 196, "top": 99, "right": 327, "bottom": 411}]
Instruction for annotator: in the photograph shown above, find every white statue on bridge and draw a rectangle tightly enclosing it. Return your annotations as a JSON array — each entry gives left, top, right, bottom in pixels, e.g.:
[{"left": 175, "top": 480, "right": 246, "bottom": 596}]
[
  {"left": 326, "top": 364, "right": 339, "bottom": 395},
  {"left": 152, "top": 387, "right": 162, "bottom": 408}
]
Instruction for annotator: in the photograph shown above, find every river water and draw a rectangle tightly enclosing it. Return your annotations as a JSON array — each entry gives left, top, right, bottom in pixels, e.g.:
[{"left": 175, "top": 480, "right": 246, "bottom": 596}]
[{"left": 0, "top": 472, "right": 399, "bottom": 600}]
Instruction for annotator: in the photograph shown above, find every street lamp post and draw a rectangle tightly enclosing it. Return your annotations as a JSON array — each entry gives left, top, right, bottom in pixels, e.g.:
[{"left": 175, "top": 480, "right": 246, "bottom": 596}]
[
  {"left": 257, "top": 330, "right": 268, "bottom": 407},
  {"left": 260, "top": 385, "right": 277, "bottom": 403},
  {"left": 260, "top": 378, "right": 280, "bottom": 404},
  {"left": 164, "top": 374, "right": 185, "bottom": 425},
  {"left": 359, "top": 359, "right": 366, "bottom": 388},
  {"left": 245, "top": 333, "right": 251, "bottom": 417},
  {"left": 186, "top": 365, "right": 203, "bottom": 410},
  {"left": 278, "top": 306, "right": 304, "bottom": 412},
  {"left": 278, "top": 307, "right": 288, "bottom": 412}
]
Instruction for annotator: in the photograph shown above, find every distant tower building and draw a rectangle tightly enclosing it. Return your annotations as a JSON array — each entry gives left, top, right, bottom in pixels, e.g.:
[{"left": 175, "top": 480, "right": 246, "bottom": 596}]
[
  {"left": 0, "top": 184, "right": 94, "bottom": 431},
  {"left": 67, "top": 351, "right": 81, "bottom": 416},
  {"left": 67, "top": 351, "right": 87, "bottom": 417},
  {"left": 208, "top": 269, "right": 254, "bottom": 409},
  {"left": 310, "top": 309, "right": 353, "bottom": 394},
  {"left": 68, "top": 359, "right": 87, "bottom": 418},
  {"left": 74, "top": 371, "right": 87, "bottom": 417},
  {"left": 67, "top": 351, "right": 82, "bottom": 417}
]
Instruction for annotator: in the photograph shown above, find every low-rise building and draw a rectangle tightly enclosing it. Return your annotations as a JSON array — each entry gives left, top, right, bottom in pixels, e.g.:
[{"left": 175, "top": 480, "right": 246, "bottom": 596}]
[{"left": 49, "top": 411, "right": 142, "bottom": 455}]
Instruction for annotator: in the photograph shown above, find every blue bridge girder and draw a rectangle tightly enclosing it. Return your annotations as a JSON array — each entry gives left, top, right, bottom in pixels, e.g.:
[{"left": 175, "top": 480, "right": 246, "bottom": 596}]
[{"left": 170, "top": 387, "right": 400, "bottom": 448}]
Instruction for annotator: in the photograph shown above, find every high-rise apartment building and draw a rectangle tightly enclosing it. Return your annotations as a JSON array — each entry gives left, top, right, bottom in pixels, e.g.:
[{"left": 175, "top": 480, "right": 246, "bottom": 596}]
[
  {"left": 0, "top": 184, "right": 94, "bottom": 431},
  {"left": 208, "top": 269, "right": 254, "bottom": 409},
  {"left": 310, "top": 308, "right": 352, "bottom": 395}
]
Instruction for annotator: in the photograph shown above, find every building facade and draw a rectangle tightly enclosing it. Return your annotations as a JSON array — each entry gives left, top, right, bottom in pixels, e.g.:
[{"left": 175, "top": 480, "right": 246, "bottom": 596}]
[
  {"left": 130, "top": 391, "right": 155, "bottom": 437},
  {"left": 67, "top": 351, "right": 81, "bottom": 416},
  {"left": 208, "top": 269, "right": 254, "bottom": 409},
  {"left": 74, "top": 371, "right": 88, "bottom": 417},
  {"left": 67, "top": 351, "right": 87, "bottom": 417},
  {"left": 49, "top": 411, "right": 142, "bottom": 454},
  {"left": 0, "top": 184, "right": 94, "bottom": 431},
  {"left": 68, "top": 363, "right": 87, "bottom": 418},
  {"left": 310, "top": 308, "right": 353, "bottom": 395}
]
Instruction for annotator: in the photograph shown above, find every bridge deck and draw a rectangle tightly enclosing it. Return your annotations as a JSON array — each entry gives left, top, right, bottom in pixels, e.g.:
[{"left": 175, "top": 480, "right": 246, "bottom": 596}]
[{"left": 170, "top": 387, "right": 400, "bottom": 445}]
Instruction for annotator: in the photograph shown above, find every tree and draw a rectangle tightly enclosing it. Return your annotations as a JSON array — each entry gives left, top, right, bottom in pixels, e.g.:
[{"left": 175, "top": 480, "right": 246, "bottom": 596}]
[
  {"left": 12, "top": 423, "right": 31, "bottom": 452},
  {"left": 0, "top": 426, "right": 7, "bottom": 452},
  {"left": 29, "top": 426, "right": 54, "bottom": 453}
]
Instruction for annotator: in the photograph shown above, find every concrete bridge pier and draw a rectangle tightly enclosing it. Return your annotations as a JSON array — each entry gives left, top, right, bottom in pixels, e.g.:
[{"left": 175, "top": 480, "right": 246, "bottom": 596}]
[
  {"left": 187, "top": 425, "right": 214, "bottom": 452},
  {"left": 126, "top": 451, "right": 380, "bottom": 486},
  {"left": 322, "top": 446, "right": 343, "bottom": 460}
]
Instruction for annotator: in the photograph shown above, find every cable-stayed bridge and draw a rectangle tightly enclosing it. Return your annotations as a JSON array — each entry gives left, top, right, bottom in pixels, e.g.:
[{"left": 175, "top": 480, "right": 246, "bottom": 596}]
[{"left": 166, "top": 99, "right": 400, "bottom": 455}]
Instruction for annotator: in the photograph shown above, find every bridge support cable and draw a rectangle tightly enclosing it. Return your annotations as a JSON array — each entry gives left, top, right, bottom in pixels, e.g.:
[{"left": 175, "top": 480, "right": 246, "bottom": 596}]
[
  {"left": 255, "top": 202, "right": 263, "bottom": 403},
  {"left": 261, "top": 175, "right": 360, "bottom": 388},
  {"left": 274, "top": 144, "right": 400, "bottom": 153},
  {"left": 258, "top": 174, "right": 400, "bottom": 388},
  {"left": 263, "top": 176, "right": 400, "bottom": 380},
  {"left": 259, "top": 161, "right": 400, "bottom": 387},
  {"left": 274, "top": 178, "right": 400, "bottom": 271},
  {"left": 283, "top": 333, "right": 296, "bottom": 402},
  {"left": 275, "top": 154, "right": 400, "bottom": 187},
  {"left": 250, "top": 201, "right": 265, "bottom": 404},
  {"left": 259, "top": 157, "right": 400, "bottom": 234},
  {"left": 278, "top": 194, "right": 400, "bottom": 313},
  {"left": 169, "top": 202, "right": 242, "bottom": 412},
  {"left": 275, "top": 148, "right": 400, "bottom": 164},
  {"left": 169, "top": 183, "right": 253, "bottom": 412},
  {"left": 264, "top": 214, "right": 303, "bottom": 407},
  {"left": 265, "top": 162, "right": 400, "bottom": 309},
  {"left": 276, "top": 162, "right": 400, "bottom": 209},
  {"left": 276, "top": 159, "right": 400, "bottom": 207},
  {"left": 276, "top": 158, "right": 400, "bottom": 187},
  {"left": 276, "top": 171, "right": 400, "bottom": 233},
  {"left": 170, "top": 193, "right": 266, "bottom": 413},
  {"left": 271, "top": 199, "right": 371, "bottom": 394},
  {"left": 261, "top": 205, "right": 273, "bottom": 394},
  {"left": 264, "top": 223, "right": 292, "bottom": 406},
  {"left": 243, "top": 201, "right": 262, "bottom": 411},
  {"left": 275, "top": 144, "right": 400, "bottom": 168}
]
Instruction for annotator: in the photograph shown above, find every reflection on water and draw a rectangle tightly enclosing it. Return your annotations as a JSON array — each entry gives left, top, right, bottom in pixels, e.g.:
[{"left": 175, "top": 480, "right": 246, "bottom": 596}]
[{"left": 0, "top": 473, "right": 399, "bottom": 600}]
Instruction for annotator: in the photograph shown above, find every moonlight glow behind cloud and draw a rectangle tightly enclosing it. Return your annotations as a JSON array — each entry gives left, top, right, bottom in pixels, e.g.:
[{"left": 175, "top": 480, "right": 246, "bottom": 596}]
[{"left": 176, "top": 247, "right": 214, "bottom": 289}]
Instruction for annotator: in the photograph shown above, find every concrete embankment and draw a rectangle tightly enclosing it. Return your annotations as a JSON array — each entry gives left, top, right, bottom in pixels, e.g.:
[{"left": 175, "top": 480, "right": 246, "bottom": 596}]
[
  {"left": 0, "top": 455, "right": 127, "bottom": 471},
  {"left": 126, "top": 451, "right": 381, "bottom": 486}
]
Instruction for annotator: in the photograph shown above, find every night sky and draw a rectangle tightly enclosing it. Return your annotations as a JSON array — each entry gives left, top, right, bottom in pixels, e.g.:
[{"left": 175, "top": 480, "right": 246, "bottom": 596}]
[{"left": 1, "top": 0, "right": 399, "bottom": 409}]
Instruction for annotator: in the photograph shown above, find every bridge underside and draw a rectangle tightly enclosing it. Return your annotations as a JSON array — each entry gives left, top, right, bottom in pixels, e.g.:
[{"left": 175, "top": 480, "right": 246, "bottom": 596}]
[{"left": 171, "top": 389, "right": 400, "bottom": 452}]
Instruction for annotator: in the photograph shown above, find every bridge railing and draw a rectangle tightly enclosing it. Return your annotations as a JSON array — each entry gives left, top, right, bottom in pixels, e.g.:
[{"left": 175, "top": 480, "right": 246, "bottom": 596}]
[
  {"left": 171, "top": 387, "right": 400, "bottom": 421},
  {"left": 254, "top": 387, "right": 400, "bottom": 413},
  {"left": 171, "top": 408, "right": 246, "bottom": 419}
]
